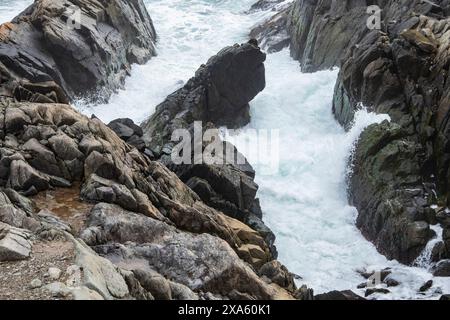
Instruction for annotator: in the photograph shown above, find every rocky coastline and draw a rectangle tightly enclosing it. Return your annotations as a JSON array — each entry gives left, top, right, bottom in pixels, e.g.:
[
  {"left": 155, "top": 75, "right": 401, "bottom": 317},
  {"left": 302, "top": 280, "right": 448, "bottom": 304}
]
[
  {"left": 0, "top": 0, "right": 309, "bottom": 300},
  {"left": 1, "top": 0, "right": 449, "bottom": 301},
  {"left": 253, "top": 0, "right": 450, "bottom": 276}
]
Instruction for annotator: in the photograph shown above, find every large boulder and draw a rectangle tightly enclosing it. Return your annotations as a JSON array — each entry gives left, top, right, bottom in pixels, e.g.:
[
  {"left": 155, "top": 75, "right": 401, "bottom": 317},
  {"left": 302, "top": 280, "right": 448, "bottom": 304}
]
[
  {"left": 81, "top": 203, "right": 293, "bottom": 300},
  {"left": 142, "top": 42, "right": 265, "bottom": 135},
  {"left": 0, "top": 222, "right": 32, "bottom": 261},
  {"left": 0, "top": 0, "right": 156, "bottom": 102}
]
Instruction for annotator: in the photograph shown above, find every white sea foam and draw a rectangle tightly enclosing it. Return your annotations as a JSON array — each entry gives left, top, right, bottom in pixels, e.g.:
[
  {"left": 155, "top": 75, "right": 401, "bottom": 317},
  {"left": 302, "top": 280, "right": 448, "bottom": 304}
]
[
  {"left": 75, "top": 0, "right": 274, "bottom": 123},
  {"left": 3, "top": 0, "right": 449, "bottom": 299},
  {"left": 228, "top": 50, "right": 449, "bottom": 299},
  {"left": 0, "top": 0, "right": 31, "bottom": 22}
]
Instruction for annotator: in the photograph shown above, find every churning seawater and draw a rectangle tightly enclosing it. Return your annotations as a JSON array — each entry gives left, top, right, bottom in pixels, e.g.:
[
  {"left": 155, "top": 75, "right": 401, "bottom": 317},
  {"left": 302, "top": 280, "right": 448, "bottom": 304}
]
[{"left": 2, "top": 0, "right": 449, "bottom": 299}]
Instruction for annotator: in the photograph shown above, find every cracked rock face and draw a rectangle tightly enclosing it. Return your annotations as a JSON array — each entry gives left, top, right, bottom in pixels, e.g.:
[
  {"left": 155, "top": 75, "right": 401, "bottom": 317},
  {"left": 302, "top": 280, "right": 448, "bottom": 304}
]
[
  {"left": 0, "top": 222, "right": 32, "bottom": 261},
  {"left": 81, "top": 203, "right": 292, "bottom": 300},
  {"left": 0, "top": 0, "right": 303, "bottom": 300},
  {"left": 0, "top": 101, "right": 292, "bottom": 299},
  {"left": 0, "top": 0, "right": 157, "bottom": 102}
]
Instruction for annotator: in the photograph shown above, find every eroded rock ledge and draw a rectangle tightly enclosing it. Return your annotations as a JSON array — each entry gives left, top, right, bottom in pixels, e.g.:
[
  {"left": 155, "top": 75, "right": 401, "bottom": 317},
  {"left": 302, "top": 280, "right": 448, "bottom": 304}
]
[{"left": 0, "top": 0, "right": 157, "bottom": 103}]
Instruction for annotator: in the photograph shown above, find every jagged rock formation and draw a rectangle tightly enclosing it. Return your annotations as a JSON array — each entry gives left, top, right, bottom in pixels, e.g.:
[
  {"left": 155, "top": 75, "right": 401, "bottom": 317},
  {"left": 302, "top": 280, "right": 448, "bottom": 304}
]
[
  {"left": 0, "top": 0, "right": 156, "bottom": 102},
  {"left": 254, "top": 0, "right": 450, "bottom": 265},
  {"left": 0, "top": 98, "right": 299, "bottom": 299},
  {"left": 329, "top": 1, "right": 450, "bottom": 265},
  {"left": 0, "top": 0, "right": 306, "bottom": 300},
  {"left": 140, "top": 42, "right": 278, "bottom": 256},
  {"left": 0, "top": 222, "right": 32, "bottom": 261},
  {"left": 107, "top": 118, "right": 146, "bottom": 152}
]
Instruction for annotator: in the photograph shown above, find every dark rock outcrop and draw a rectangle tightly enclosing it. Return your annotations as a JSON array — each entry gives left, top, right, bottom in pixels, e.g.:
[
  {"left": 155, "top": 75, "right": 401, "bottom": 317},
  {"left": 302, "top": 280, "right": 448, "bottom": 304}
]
[
  {"left": 108, "top": 118, "right": 145, "bottom": 152},
  {"left": 140, "top": 43, "right": 277, "bottom": 256},
  {"left": 351, "top": 121, "right": 434, "bottom": 263},
  {"left": 0, "top": 98, "right": 298, "bottom": 299},
  {"left": 0, "top": 0, "right": 156, "bottom": 103},
  {"left": 142, "top": 43, "right": 265, "bottom": 133}
]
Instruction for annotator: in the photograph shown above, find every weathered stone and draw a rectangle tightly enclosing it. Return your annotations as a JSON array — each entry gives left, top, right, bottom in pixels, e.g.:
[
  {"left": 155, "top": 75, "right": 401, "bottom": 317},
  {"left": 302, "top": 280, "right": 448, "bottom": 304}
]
[
  {"left": 69, "top": 233, "right": 129, "bottom": 300},
  {"left": 132, "top": 269, "right": 172, "bottom": 300},
  {"left": 0, "top": 0, "right": 157, "bottom": 101},
  {"left": 7, "top": 159, "right": 50, "bottom": 192},
  {"left": 259, "top": 260, "right": 296, "bottom": 292},
  {"left": 0, "top": 222, "right": 32, "bottom": 261},
  {"left": 48, "top": 133, "right": 84, "bottom": 161},
  {"left": 81, "top": 203, "right": 291, "bottom": 300}
]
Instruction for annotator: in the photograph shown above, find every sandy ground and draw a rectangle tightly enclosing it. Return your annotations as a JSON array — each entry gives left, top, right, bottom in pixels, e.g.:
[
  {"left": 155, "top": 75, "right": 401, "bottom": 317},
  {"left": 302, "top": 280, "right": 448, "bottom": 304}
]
[{"left": 0, "top": 240, "right": 76, "bottom": 300}]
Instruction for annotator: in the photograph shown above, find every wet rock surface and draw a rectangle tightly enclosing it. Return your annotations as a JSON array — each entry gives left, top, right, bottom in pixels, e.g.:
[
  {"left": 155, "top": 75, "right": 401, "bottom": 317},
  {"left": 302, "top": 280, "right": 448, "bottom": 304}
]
[{"left": 0, "top": 0, "right": 156, "bottom": 102}]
